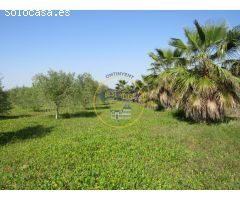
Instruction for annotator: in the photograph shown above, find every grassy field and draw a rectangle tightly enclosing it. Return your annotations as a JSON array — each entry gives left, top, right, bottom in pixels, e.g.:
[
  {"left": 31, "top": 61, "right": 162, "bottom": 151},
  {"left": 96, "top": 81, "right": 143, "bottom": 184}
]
[{"left": 0, "top": 102, "right": 240, "bottom": 189}]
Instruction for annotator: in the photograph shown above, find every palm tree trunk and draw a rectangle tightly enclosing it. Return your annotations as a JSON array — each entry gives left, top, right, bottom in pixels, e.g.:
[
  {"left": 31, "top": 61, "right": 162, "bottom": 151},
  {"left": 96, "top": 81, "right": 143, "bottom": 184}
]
[{"left": 203, "top": 59, "right": 210, "bottom": 77}]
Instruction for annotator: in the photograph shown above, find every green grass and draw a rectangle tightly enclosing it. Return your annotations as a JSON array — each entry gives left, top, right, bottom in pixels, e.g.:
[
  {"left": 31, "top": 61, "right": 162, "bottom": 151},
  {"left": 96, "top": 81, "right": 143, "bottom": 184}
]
[{"left": 0, "top": 102, "right": 240, "bottom": 189}]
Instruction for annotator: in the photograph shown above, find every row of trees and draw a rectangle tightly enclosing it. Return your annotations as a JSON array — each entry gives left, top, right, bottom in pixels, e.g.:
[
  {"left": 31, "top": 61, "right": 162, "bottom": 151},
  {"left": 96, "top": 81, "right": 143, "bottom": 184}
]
[
  {"left": 0, "top": 71, "right": 100, "bottom": 119},
  {"left": 1, "top": 20, "right": 239, "bottom": 123},
  {"left": 9, "top": 86, "right": 44, "bottom": 111},
  {"left": 134, "top": 20, "right": 240, "bottom": 122},
  {"left": 0, "top": 78, "right": 11, "bottom": 115}
]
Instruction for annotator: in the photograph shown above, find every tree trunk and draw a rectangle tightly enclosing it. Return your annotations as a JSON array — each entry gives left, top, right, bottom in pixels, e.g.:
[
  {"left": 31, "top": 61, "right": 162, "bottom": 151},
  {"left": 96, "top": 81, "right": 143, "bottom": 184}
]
[{"left": 55, "top": 107, "right": 59, "bottom": 119}]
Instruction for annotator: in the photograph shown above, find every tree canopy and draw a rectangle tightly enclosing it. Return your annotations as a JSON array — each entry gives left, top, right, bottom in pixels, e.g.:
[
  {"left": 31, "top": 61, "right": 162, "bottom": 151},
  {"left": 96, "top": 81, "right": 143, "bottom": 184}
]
[
  {"left": 0, "top": 77, "right": 11, "bottom": 115},
  {"left": 141, "top": 20, "right": 240, "bottom": 122}
]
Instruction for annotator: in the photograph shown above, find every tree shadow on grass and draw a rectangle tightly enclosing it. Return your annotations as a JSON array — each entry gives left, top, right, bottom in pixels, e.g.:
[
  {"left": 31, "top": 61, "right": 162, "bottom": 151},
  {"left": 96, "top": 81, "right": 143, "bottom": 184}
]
[
  {"left": 172, "top": 109, "right": 239, "bottom": 125},
  {"left": 155, "top": 104, "right": 165, "bottom": 112},
  {"left": 171, "top": 110, "right": 196, "bottom": 124},
  {"left": 0, "top": 125, "right": 53, "bottom": 146},
  {"left": 0, "top": 114, "right": 31, "bottom": 120},
  {"left": 61, "top": 111, "right": 100, "bottom": 119},
  {"left": 87, "top": 105, "right": 110, "bottom": 110}
]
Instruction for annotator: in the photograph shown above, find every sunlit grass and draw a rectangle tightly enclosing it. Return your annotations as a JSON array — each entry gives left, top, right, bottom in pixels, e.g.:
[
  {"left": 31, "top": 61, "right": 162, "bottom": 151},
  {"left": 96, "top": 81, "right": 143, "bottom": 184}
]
[{"left": 0, "top": 102, "right": 240, "bottom": 189}]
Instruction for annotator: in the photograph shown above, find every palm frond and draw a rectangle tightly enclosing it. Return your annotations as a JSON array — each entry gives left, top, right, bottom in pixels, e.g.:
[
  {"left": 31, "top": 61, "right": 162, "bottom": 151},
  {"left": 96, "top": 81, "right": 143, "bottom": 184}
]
[
  {"left": 194, "top": 19, "right": 206, "bottom": 45},
  {"left": 169, "top": 38, "right": 188, "bottom": 50}
]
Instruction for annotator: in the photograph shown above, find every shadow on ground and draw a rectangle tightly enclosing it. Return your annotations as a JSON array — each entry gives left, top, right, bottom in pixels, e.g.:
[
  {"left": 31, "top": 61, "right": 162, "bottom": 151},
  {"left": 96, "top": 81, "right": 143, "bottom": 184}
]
[
  {"left": 87, "top": 105, "right": 110, "bottom": 110},
  {"left": 0, "top": 114, "right": 31, "bottom": 120},
  {"left": 171, "top": 110, "right": 238, "bottom": 125},
  {"left": 62, "top": 111, "right": 100, "bottom": 119},
  {"left": 0, "top": 125, "right": 53, "bottom": 146}
]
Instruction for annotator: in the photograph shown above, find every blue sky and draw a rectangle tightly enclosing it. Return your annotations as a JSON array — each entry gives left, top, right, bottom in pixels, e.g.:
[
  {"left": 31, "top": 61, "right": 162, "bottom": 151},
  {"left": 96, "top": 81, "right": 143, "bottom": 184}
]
[{"left": 0, "top": 10, "right": 240, "bottom": 89}]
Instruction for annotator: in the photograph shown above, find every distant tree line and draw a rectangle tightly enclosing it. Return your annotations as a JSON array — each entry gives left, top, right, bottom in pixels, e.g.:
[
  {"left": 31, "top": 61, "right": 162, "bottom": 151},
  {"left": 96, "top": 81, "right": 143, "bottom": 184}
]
[
  {"left": 0, "top": 70, "right": 101, "bottom": 119},
  {"left": 0, "top": 77, "right": 11, "bottom": 115}
]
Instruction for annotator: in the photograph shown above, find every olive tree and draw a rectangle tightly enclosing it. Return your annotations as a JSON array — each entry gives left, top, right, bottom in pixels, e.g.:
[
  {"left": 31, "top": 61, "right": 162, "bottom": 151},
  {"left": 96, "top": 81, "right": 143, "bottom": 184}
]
[
  {"left": 0, "top": 77, "right": 11, "bottom": 115},
  {"left": 33, "top": 70, "right": 75, "bottom": 119},
  {"left": 74, "top": 73, "right": 98, "bottom": 109}
]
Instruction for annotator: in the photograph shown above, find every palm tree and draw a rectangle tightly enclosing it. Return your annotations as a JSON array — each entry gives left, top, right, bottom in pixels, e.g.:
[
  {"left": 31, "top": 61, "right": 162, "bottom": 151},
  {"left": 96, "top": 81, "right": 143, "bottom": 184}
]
[
  {"left": 115, "top": 80, "right": 128, "bottom": 92},
  {"left": 135, "top": 75, "right": 160, "bottom": 109},
  {"left": 223, "top": 59, "right": 240, "bottom": 77},
  {"left": 148, "top": 48, "right": 185, "bottom": 109},
  {"left": 163, "top": 20, "right": 240, "bottom": 122},
  {"left": 132, "top": 80, "right": 144, "bottom": 102}
]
